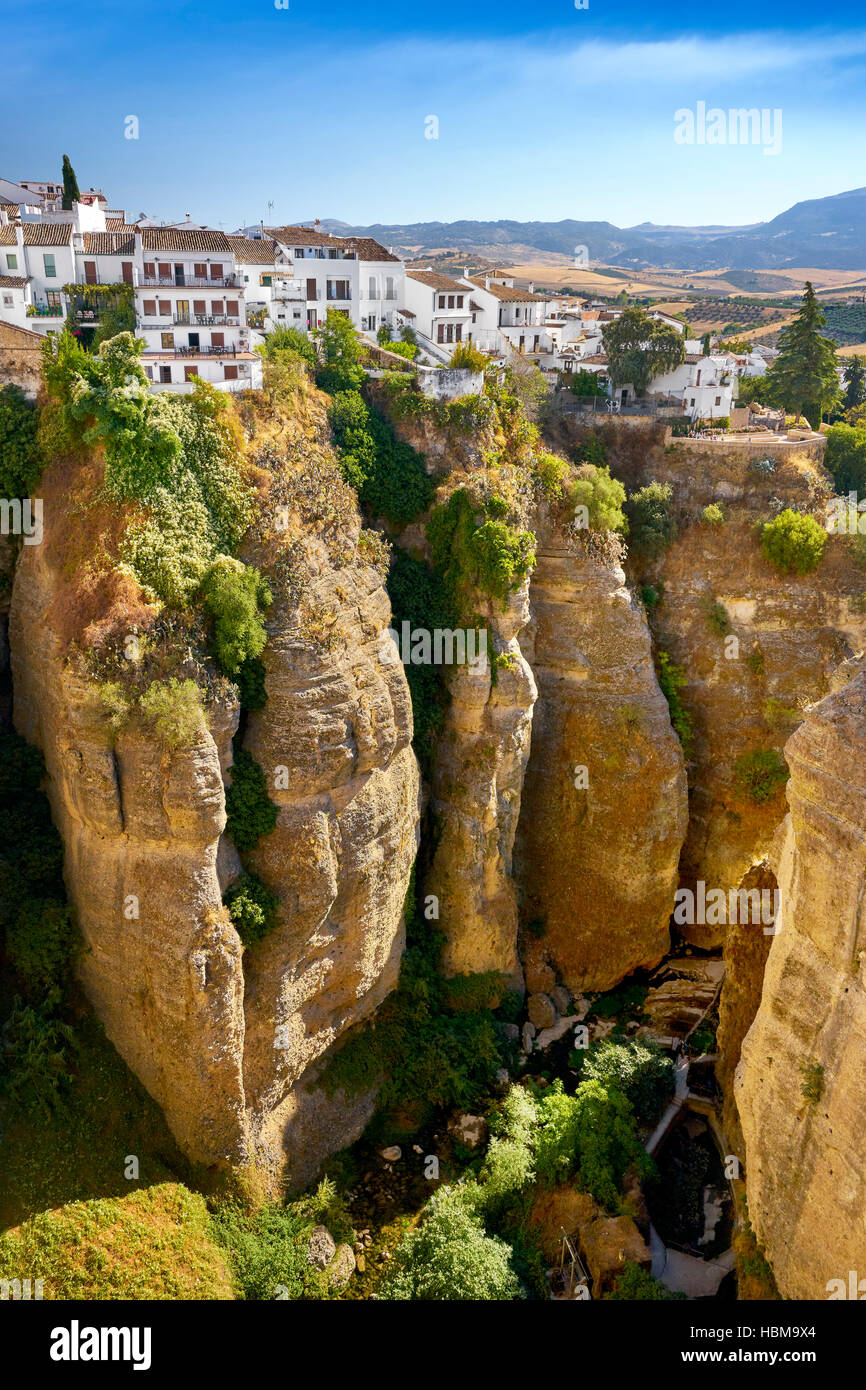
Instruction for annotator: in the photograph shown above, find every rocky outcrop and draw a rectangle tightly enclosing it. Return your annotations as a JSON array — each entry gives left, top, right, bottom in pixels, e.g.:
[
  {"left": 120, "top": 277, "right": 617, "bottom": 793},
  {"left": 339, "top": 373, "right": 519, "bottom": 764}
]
[
  {"left": 424, "top": 579, "right": 536, "bottom": 984},
  {"left": 9, "top": 457, "right": 420, "bottom": 1191},
  {"left": 515, "top": 529, "right": 688, "bottom": 993},
  {"left": 735, "top": 665, "right": 866, "bottom": 1298},
  {"left": 716, "top": 860, "right": 776, "bottom": 1155}
]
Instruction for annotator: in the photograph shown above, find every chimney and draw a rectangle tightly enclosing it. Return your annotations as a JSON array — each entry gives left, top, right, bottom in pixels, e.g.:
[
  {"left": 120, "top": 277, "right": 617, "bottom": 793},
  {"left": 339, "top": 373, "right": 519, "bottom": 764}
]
[
  {"left": 529, "top": 281, "right": 535, "bottom": 294},
  {"left": 485, "top": 276, "right": 490, "bottom": 290}
]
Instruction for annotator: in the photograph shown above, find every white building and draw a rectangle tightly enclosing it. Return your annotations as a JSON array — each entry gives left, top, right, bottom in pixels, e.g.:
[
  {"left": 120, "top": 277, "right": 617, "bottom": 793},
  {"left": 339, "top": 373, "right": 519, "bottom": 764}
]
[
  {"left": 402, "top": 270, "right": 473, "bottom": 357},
  {"left": 267, "top": 224, "right": 403, "bottom": 336},
  {"left": 0, "top": 221, "right": 75, "bottom": 331},
  {"left": 461, "top": 273, "right": 550, "bottom": 355},
  {"left": 135, "top": 227, "right": 261, "bottom": 392}
]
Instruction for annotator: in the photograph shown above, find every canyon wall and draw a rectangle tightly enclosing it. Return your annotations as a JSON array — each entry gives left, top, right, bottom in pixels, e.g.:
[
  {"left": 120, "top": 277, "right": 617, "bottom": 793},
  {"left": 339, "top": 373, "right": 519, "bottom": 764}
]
[{"left": 736, "top": 664, "right": 866, "bottom": 1298}]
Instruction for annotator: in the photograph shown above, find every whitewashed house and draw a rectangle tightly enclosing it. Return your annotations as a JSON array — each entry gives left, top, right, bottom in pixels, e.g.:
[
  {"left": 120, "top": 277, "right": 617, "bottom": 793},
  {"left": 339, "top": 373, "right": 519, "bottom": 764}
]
[
  {"left": 461, "top": 273, "right": 549, "bottom": 355},
  {"left": 402, "top": 270, "right": 473, "bottom": 357},
  {"left": 135, "top": 227, "right": 261, "bottom": 392},
  {"left": 0, "top": 222, "right": 75, "bottom": 332},
  {"left": 267, "top": 224, "right": 403, "bottom": 336}
]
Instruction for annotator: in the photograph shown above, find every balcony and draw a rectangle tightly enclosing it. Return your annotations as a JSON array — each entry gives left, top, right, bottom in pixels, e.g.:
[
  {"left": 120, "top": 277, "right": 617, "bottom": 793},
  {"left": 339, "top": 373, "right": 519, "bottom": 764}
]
[
  {"left": 26, "top": 303, "right": 64, "bottom": 317},
  {"left": 147, "top": 346, "right": 249, "bottom": 359},
  {"left": 173, "top": 315, "right": 240, "bottom": 327},
  {"left": 141, "top": 275, "right": 240, "bottom": 290}
]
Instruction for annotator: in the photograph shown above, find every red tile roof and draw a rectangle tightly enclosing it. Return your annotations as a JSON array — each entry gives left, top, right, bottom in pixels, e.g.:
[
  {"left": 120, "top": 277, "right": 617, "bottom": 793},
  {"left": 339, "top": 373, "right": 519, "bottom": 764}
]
[{"left": 140, "top": 227, "right": 234, "bottom": 253}]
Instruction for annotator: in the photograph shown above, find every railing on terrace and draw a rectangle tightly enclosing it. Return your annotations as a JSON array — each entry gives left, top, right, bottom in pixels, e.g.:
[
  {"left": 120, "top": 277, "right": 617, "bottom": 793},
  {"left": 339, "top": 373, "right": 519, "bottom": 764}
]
[
  {"left": 552, "top": 391, "right": 686, "bottom": 418},
  {"left": 173, "top": 315, "right": 240, "bottom": 327},
  {"left": 141, "top": 275, "right": 240, "bottom": 289},
  {"left": 148, "top": 346, "right": 247, "bottom": 359}
]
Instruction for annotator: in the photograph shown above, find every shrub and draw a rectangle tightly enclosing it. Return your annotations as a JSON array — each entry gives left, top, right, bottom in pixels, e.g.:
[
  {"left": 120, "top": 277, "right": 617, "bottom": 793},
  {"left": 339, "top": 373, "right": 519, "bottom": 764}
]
[
  {"left": 235, "top": 656, "right": 268, "bottom": 711},
  {"left": 0, "top": 1000, "right": 78, "bottom": 1119},
  {"left": 225, "top": 746, "right": 279, "bottom": 852},
  {"left": 449, "top": 342, "right": 488, "bottom": 373},
  {"left": 800, "top": 1061, "right": 824, "bottom": 1104},
  {"left": 379, "top": 1188, "right": 524, "bottom": 1301},
  {"left": 386, "top": 547, "right": 456, "bottom": 766},
  {"left": 200, "top": 557, "right": 272, "bottom": 676},
  {"left": 139, "top": 678, "right": 207, "bottom": 748},
  {"left": 316, "top": 309, "right": 366, "bottom": 394},
  {"left": 604, "top": 1261, "right": 684, "bottom": 1300},
  {"left": 580, "top": 1039, "right": 674, "bottom": 1125},
  {"left": 210, "top": 1201, "right": 327, "bottom": 1301},
  {"left": 0, "top": 384, "right": 41, "bottom": 497},
  {"left": 5, "top": 900, "right": 79, "bottom": 997},
  {"left": 625, "top": 480, "right": 676, "bottom": 557},
  {"left": 534, "top": 1079, "right": 651, "bottom": 1210},
  {"left": 761, "top": 509, "right": 827, "bottom": 575},
  {"left": 533, "top": 451, "right": 570, "bottom": 500},
  {"left": 569, "top": 464, "right": 627, "bottom": 533},
  {"left": 701, "top": 503, "right": 725, "bottom": 526},
  {"left": 704, "top": 599, "right": 731, "bottom": 636},
  {"left": 427, "top": 489, "right": 535, "bottom": 610},
  {"left": 824, "top": 423, "right": 866, "bottom": 494},
  {"left": 656, "top": 650, "right": 693, "bottom": 754},
  {"left": 384, "top": 339, "right": 418, "bottom": 361},
  {"left": 733, "top": 749, "right": 789, "bottom": 803},
  {"left": 223, "top": 872, "right": 279, "bottom": 948},
  {"left": 376, "top": 323, "right": 393, "bottom": 345}
]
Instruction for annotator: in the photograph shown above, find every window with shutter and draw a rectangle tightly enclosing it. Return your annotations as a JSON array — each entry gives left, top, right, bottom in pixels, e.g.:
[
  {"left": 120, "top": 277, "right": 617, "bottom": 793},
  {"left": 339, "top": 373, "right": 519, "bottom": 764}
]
[
  {"left": 161, "top": 333, "right": 175, "bottom": 349},
  {"left": 224, "top": 365, "right": 238, "bottom": 381},
  {"left": 184, "top": 367, "right": 198, "bottom": 382},
  {"left": 159, "top": 300, "right": 170, "bottom": 316},
  {"left": 226, "top": 300, "right": 238, "bottom": 316},
  {"left": 122, "top": 261, "right": 133, "bottom": 285},
  {"left": 211, "top": 332, "right": 225, "bottom": 348},
  {"left": 193, "top": 300, "right": 206, "bottom": 316},
  {"left": 158, "top": 263, "right": 170, "bottom": 278},
  {"left": 143, "top": 299, "right": 156, "bottom": 316},
  {"left": 437, "top": 324, "right": 444, "bottom": 343},
  {"left": 211, "top": 301, "right": 224, "bottom": 316},
  {"left": 159, "top": 366, "right": 172, "bottom": 383},
  {"left": 210, "top": 264, "right": 223, "bottom": 281},
  {"left": 144, "top": 262, "right": 155, "bottom": 279},
  {"left": 306, "top": 279, "right": 317, "bottom": 300},
  {"left": 84, "top": 261, "right": 97, "bottom": 284},
  {"left": 194, "top": 263, "right": 207, "bottom": 279}
]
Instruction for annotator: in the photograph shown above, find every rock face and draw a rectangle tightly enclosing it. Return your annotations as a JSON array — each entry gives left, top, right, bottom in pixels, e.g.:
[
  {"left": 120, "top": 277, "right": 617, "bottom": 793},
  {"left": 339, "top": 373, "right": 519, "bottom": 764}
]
[
  {"left": 515, "top": 529, "right": 688, "bottom": 993},
  {"left": 716, "top": 861, "right": 776, "bottom": 1156},
  {"left": 9, "top": 473, "right": 420, "bottom": 1191},
  {"left": 735, "top": 667, "right": 866, "bottom": 1298},
  {"left": 424, "top": 579, "right": 536, "bottom": 984}
]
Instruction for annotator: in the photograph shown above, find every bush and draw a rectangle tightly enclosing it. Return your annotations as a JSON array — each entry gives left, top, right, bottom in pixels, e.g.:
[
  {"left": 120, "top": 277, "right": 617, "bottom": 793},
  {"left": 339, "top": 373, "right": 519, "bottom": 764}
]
[
  {"left": 427, "top": 489, "right": 535, "bottom": 610},
  {"left": 0, "top": 384, "right": 41, "bottom": 497},
  {"left": 733, "top": 749, "right": 789, "bottom": 803},
  {"left": 316, "top": 310, "right": 366, "bottom": 394},
  {"left": 800, "top": 1061, "right": 824, "bottom": 1104},
  {"left": 235, "top": 656, "right": 268, "bottom": 711},
  {"left": 379, "top": 1188, "right": 524, "bottom": 1301},
  {"left": 701, "top": 503, "right": 725, "bottom": 526},
  {"left": 5, "top": 900, "right": 79, "bottom": 997},
  {"left": 625, "top": 481, "right": 676, "bottom": 557},
  {"left": 261, "top": 325, "right": 318, "bottom": 373},
  {"left": 449, "top": 343, "right": 488, "bottom": 373},
  {"left": 534, "top": 1079, "right": 651, "bottom": 1209},
  {"left": 386, "top": 547, "right": 456, "bottom": 766},
  {"left": 656, "top": 651, "right": 693, "bottom": 754},
  {"left": 225, "top": 746, "right": 279, "bottom": 852},
  {"left": 200, "top": 557, "right": 272, "bottom": 676},
  {"left": 139, "top": 678, "right": 207, "bottom": 748},
  {"left": 383, "top": 339, "right": 418, "bottom": 361},
  {"left": 604, "top": 1261, "right": 684, "bottom": 1300},
  {"left": 569, "top": 464, "right": 627, "bottom": 533},
  {"left": 223, "top": 872, "right": 279, "bottom": 948},
  {"left": 824, "top": 423, "right": 866, "bottom": 494},
  {"left": 210, "top": 1201, "right": 327, "bottom": 1301},
  {"left": 0, "top": 1000, "right": 78, "bottom": 1119},
  {"left": 580, "top": 1039, "right": 674, "bottom": 1125},
  {"left": 376, "top": 323, "right": 393, "bottom": 345},
  {"left": 761, "top": 509, "right": 827, "bottom": 575},
  {"left": 704, "top": 599, "right": 731, "bottom": 636}
]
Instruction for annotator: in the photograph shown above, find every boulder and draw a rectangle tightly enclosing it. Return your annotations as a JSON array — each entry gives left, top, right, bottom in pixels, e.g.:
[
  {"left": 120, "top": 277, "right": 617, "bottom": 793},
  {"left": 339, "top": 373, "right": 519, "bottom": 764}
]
[
  {"left": 527, "top": 992, "right": 557, "bottom": 1030},
  {"left": 328, "top": 1243, "right": 357, "bottom": 1288},
  {"left": 306, "top": 1225, "right": 337, "bottom": 1270}
]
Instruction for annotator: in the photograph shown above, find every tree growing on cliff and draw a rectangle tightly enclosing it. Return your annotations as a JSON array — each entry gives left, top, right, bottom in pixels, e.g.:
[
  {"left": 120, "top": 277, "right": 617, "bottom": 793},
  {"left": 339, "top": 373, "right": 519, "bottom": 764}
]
[
  {"left": 61, "top": 155, "right": 80, "bottom": 210},
  {"left": 843, "top": 357, "right": 866, "bottom": 413},
  {"left": 760, "top": 508, "right": 827, "bottom": 575},
  {"left": 624, "top": 480, "right": 676, "bottom": 557},
  {"left": 762, "top": 283, "right": 839, "bottom": 425},
  {"left": 601, "top": 307, "right": 685, "bottom": 395}
]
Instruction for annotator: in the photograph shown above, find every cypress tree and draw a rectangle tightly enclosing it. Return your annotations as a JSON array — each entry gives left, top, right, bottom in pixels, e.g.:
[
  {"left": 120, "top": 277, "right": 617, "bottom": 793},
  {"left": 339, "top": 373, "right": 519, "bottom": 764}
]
[
  {"left": 61, "top": 155, "right": 80, "bottom": 210},
  {"left": 763, "top": 282, "right": 839, "bottom": 426}
]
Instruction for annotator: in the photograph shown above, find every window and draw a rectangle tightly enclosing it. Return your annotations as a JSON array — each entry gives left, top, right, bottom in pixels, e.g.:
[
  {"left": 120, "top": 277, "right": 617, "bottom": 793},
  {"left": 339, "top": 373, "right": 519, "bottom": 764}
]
[
  {"left": 210, "top": 264, "right": 223, "bottom": 281},
  {"left": 159, "top": 300, "right": 171, "bottom": 316},
  {"left": 193, "top": 299, "right": 206, "bottom": 316},
  {"left": 144, "top": 366, "right": 153, "bottom": 380},
  {"left": 211, "top": 300, "right": 224, "bottom": 316},
  {"left": 327, "top": 279, "right": 350, "bottom": 301},
  {"left": 385, "top": 276, "right": 395, "bottom": 300},
  {"left": 161, "top": 332, "right": 175, "bottom": 349},
  {"left": 226, "top": 300, "right": 239, "bottom": 316},
  {"left": 43, "top": 254, "right": 56, "bottom": 278},
  {"left": 46, "top": 290, "right": 61, "bottom": 308},
  {"left": 306, "top": 278, "right": 318, "bottom": 301},
  {"left": 438, "top": 295, "right": 445, "bottom": 309},
  {"left": 211, "top": 332, "right": 225, "bottom": 348},
  {"left": 6, "top": 254, "right": 17, "bottom": 270},
  {"left": 447, "top": 296, "right": 454, "bottom": 309},
  {"left": 84, "top": 260, "right": 97, "bottom": 284},
  {"left": 328, "top": 249, "right": 338, "bottom": 259},
  {"left": 261, "top": 275, "right": 272, "bottom": 287},
  {"left": 455, "top": 324, "right": 462, "bottom": 342},
  {"left": 368, "top": 276, "right": 377, "bottom": 299},
  {"left": 715, "top": 396, "right": 721, "bottom": 406},
  {"left": 224, "top": 365, "right": 238, "bottom": 380},
  {"left": 437, "top": 324, "right": 445, "bottom": 343},
  {"left": 457, "top": 295, "right": 464, "bottom": 308},
  {"left": 2, "top": 294, "right": 12, "bottom": 307},
  {"left": 144, "top": 262, "right": 155, "bottom": 279},
  {"left": 143, "top": 299, "right": 156, "bottom": 316},
  {"left": 194, "top": 263, "right": 207, "bottom": 279},
  {"left": 122, "top": 261, "right": 133, "bottom": 285},
  {"left": 184, "top": 366, "right": 198, "bottom": 383},
  {"left": 158, "top": 263, "right": 170, "bottom": 279},
  {"left": 159, "top": 366, "right": 172, "bottom": 384}
]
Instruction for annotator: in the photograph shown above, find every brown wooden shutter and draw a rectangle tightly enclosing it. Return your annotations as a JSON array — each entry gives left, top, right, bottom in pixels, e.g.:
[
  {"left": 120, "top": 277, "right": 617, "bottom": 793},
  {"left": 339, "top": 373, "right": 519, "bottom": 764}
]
[
  {"left": 144, "top": 261, "right": 156, "bottom": 278},
  {"left": 211, "top": 332, "right": 225, "bottom": 348},
  {"left": 226, "top": 299, "right": 239, "bottom": 316},
  {"left": 224, "top": 365, "right": 238, "bottom": 381},
  {"left": 194, "top": 263, "right": 207, "bottom": 279},
  {"left": 306, "top": 278, "right": 318, "bottom": 300},
  {"left": 121, "top": 261, "right": 133, "bottom": 284},
  {"left": 184, "top": 366, "right": 198, "bottom": 382},
  {"left": 211, "top": 300, "right": 224, "bottom": 316},
  {"left": 158, "top": 262, "right": 170, "bottom": 278},
  {"left": 193, "top": 299, "right": 206, "bottom": 315},
  {"left": 84, "top": 260, "right": 97, "bottom": 284},
  {"left": 159, "top": 300, "right": 170, "bottom": 316},
  {"left": 143, "top": 299, "right": 156, "bottom": 316},
  {"left": 210, "top": 264, "right": 223, "bottom": 280}
]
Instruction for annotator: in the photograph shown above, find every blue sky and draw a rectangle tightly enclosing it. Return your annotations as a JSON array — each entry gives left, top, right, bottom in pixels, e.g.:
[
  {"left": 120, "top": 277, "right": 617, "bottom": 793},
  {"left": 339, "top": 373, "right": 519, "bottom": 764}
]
[{"left": 3, "top": 0, "right": 865, "bottom": 231}]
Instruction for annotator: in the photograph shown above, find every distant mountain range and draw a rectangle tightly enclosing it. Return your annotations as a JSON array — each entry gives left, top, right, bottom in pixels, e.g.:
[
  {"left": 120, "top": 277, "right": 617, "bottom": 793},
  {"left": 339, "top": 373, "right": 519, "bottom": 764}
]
[{"left": 312, "top": 188, "right": 866, "bottom": 272}]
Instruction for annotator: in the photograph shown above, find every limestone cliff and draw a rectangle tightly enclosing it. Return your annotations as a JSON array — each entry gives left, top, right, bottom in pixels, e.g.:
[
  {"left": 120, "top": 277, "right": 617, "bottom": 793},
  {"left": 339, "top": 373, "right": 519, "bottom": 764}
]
[
  {"left": 515, "top": 524, "right": 688, "bottom": 993},
  {"left": 10, "top": 426, "right": 420, "bottom": 1190},
  {"left": 735, "top": 664, "right": 866, "bottom": 1298}
]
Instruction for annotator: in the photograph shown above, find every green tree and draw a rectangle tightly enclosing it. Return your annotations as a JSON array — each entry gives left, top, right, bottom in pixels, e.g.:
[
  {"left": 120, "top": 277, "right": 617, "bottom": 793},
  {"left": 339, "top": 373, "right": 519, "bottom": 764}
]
[
  {"left": 61, "top": 155, "right": 80, "bottom": 210},
  {"left": 379, "top": 1189, "right": 523, "bottom": 1301},
  {"left": 761, "top": 508, "right": 827, "bottom": 575},
  {"left": 625, "top": 480, "right": 676, "bottom": 556},
  {"left": 316, "top": 309, "right": 365, "bottom": 393},
  {"left": 601, "top": 307, "right": 685, "bottom": 395},
  {"left": 763, "top": 283, "right": 839, "bottom": 425},
  {"left": 825, "top": 423, "right": 866, "bottom": 494},
  {"left": 842, "top": 357, "right": 866, "bottom": 412},
  {"left": 0, "top": 385, "right": 41, "bottom": 496},
  {"left": 568, "top": 368, "right": 605, "bottom": 399}
]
